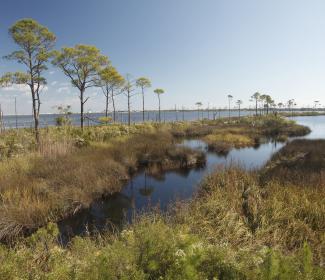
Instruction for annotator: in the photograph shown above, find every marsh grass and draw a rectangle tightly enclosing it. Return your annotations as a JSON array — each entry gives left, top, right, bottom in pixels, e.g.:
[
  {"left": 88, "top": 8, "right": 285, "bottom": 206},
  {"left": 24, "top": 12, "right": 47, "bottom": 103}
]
[
  {"left": 0, "top": 147, "right": 128, "bottom": 242},
  {"left": 203, "top": 133, "right": 253, "bottom": 154},
  {"left": 0, "top": 115, "right": 309, "bottom": 159},
  {"left": 0, "top": 144, "right": 324, "bottom": 278},
  {"left": 0, "top": 130, "right": 206, "bottom": 241},
  {"left": 0, "top": 211, "right": 323, "bottom": 279},
  {"left": 188, "top": 115, "right": 310, "bottom": 154},
  {"left": 175, "top": 167, "right": 325, "bottom": 267},
  {"left": 280, "top": 111, "right": 325, "bottom": 117},
  {"left": 0, "top": 116, "right": 311, "bottom": 241},
  {"left": 261, "top": 139, "right": 325, "bottom": 187}
]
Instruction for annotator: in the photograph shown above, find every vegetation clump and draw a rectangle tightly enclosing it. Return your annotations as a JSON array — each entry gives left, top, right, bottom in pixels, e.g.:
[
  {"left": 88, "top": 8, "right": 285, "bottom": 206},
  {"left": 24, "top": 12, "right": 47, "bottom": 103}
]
[
  {"left": 0, "top": 115, "right": 320, "bottom": 279},
  {"left": 189, "top": 115, "right": 310, "bottom": 154},
  {"left": 203, "top": 133, "right": 253, "bottom": 154},
  {"left": 0, "top": 129, "right": 206, "bottom": 241},
  {"left": 0, "top": 116, "right": 312, "bottom": 240},
  {"left": 261, "top": 139, "right": 325, "bottom": 187},
  {"left": 280, "top": 111, "right": 325, "bottom": 117},
  {"left": 0, "top": 200, "right": 323, "bottom": 279},
  {"left": 0, "top": 115, "right": 310, "bottom": 159},
  {"left": 175, "top": 167, "right": 325, "bottom": 267}
]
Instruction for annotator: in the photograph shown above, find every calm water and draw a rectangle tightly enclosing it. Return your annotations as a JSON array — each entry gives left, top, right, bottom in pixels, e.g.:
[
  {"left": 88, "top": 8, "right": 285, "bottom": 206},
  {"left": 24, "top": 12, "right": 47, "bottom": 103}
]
[
  {"left": 58, "top": 116, "right": 324, "bottom": 241},
  {"left": 3, "top": 110, "right": 322, "bottom": 129},
  {"left": 288, "top": 116, "right": 325, "bottom": 139},
  {"left": 3, "top": 110, "right": 253, "bottom": 128}
]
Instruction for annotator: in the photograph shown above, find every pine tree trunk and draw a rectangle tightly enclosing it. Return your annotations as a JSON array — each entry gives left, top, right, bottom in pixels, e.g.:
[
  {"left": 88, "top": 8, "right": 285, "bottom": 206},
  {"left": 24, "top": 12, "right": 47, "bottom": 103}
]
[
  {"left": 33, "top": 100, "right": 40, "bottom": 144},
  {"left": 128, "top": 91, "right": 131, "bottom": 126},
  {"left": 111, "top": 89, "right": 116, "bottom": 122},
  {"left": 158, "top": 95, "right": 161, "bottom": 123},
  {"left": 80, "top": 89, "right": 84, "bottom": 130},
  {"left": 142, "top": 88, "right": 145, "bottom": 122},
  {"left": 31, "top": 91, "right": 40, "bottom": 145},
  {"left": 105, "top": 94, "right": 109, "bottom": 118}
]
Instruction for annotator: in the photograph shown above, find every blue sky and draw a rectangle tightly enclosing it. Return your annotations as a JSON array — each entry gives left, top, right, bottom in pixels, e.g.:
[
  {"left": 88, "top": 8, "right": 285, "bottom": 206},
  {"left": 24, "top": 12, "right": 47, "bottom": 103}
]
[{"left": 1, "top": 0, "right": 325, "bottom": 114}]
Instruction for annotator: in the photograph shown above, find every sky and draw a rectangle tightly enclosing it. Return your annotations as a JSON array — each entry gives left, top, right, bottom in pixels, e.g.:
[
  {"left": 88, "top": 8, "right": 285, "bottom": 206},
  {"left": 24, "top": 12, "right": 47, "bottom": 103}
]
[{"left": 1, "top": 0, "right": 325, "bottom": 115}]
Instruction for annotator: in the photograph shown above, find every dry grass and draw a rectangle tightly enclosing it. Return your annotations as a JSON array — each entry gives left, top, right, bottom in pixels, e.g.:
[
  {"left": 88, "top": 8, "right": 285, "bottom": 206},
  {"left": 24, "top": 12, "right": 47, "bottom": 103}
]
[
  {"left": 0, "top": 130, "right": 206, "bottom": 241},
  {"left": 174, "top": 167, "right": 325, "bottom": 266},
  {"left": 176, "top": 115, "right": 310, "bottom": 155},
  {"left": 261, "top": 139, "right": 325, "bottom": 187},
  {"left": 0, "top": 116, "right": 323, "bottom": 277},
  {"left": 0, "top": 116, "right": 312, "bottom": 241},
  {"left": 38, "top": 132, "right": 75, "bottom": 157},
  {"left": 0, "top": 147, "right": 128, "bottom": 241},
  {"left": 203, "top": 133, "right": 254, "bottom": 154}
]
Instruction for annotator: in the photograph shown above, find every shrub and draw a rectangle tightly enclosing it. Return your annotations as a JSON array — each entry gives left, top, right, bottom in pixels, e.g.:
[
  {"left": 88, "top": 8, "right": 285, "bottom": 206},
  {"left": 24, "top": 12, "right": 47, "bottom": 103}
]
[{"left": 55, "top": 116, "right": 71, "bottom": 127}]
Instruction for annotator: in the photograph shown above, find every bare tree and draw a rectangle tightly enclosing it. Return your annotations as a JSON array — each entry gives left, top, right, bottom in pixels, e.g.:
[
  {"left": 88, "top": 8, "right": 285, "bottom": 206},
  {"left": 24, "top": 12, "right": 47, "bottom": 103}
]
[{"left": 195, "top": 102, "right": 203, "bottom": 120}]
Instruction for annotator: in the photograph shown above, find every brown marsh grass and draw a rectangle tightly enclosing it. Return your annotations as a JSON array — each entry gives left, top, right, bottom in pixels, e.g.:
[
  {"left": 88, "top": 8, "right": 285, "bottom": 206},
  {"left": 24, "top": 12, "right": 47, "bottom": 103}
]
[
  {"left": 175, "top": 167, "right": 325, "bottom": 266},
  {"left": 261, "top": 139, "right": 325, "bottom": 187},
  {"left": 0, "top": 116, "right": 312, "bottom": 241},
  {"left": 0, "top": 130, "right": 205, "bottom": 241}
]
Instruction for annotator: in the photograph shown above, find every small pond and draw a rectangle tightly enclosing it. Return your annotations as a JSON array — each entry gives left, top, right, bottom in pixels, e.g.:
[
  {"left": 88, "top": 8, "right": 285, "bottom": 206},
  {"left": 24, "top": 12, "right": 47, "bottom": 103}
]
[{"left": 58, "top": 116, "right": 325, "bottom": 242}]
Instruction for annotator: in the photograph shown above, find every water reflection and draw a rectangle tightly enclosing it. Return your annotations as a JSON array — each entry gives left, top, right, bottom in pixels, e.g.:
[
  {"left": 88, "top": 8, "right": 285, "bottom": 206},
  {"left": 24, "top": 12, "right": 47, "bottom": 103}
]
[
  {"left": 58, "top": 193, "right": 132, "bottom": 243},
  {"left": 289, "top": 116, "right": 325, "bottom": 139},
  {"left": 58, "top": 139, "right": 284, "bottom": 241},
  {"left": 58, "top": 116, "right": 323, "bottom": 241}
]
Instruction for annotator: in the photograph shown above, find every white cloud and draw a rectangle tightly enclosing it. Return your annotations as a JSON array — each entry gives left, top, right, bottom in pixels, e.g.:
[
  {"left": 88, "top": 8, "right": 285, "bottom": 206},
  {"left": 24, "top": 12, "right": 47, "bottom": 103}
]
[
  {"left": 49, "top": 71, "right": 55, "bottom": 75},
  {"left": 50, "top": 81, "right": 58, "bottom": 86},
  {"left": 57, "top": 87, "right": 71, "bottom": 94},
  {"left": 40, "top": 86, "right": 49, "bottom": 93},
  {"left": 59, "top": 82, "right": 71, "bottom": 87},
  {"left": 2, "top": 84, "right": 30, "bottom": 94}
]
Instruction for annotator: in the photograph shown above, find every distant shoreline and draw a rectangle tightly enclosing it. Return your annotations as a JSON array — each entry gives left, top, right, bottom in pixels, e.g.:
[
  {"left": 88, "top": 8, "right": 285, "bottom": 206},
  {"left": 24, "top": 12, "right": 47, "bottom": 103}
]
[{"left": 1, "top": 108, "right": 325, "bottom": 117}]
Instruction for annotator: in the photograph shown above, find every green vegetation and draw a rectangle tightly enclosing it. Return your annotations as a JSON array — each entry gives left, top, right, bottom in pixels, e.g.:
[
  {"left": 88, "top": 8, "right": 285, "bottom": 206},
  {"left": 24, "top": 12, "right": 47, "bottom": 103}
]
[
  {"left": 55, "top": 105, "right": 73, "bottom": 127},
  {"left": 154, "top": 88, "right": 165, "bottom": 122},
  {"left": 174, "top": 115, "right": 310, "bottom": 154},
  {"left": 280, "top": 111, "right": 325, "bottom": 117},
  {"left": 236, "top": 99, "right": 243, "bottom": 117},
  {"left": 0, "top": 19, "right": 56, "bottom": 144},
  {"left": 0, "top": 165, "right": 324, "bottom": 279},
  {"left": 52, "top": 45, "right": 109, "bottom": 130},
  {"left": 0, "top": 116, "right": 310, "bottom": 241},
  {"left": 177, "top": 167, "right": 324, "bottom": 267},
  {"left": 0, "top": 110, "right": 322, "bottom": 279},
  {"left": 136, "top": 77, "right": 152, "bottom": 122},
  {"left": 0, "top": 128, "right": 206, "bottom": 241},
  {"left": 0, "top": 16, "right": 324, "bottom": 279},
  {"left": 203, "top": 133, "right": 253, "bottom": 154},
  {"left": 260, "top": 94, "right": 275, "bottom": 115},
  {"left": 97, "top": 66, "right": 125, "bottom": 120},
  {"left": 0, "top": 18, "right": 161, "bottom": 135},
  {"left": 0, "top": 115, "right": 310, "bottom": 159}
]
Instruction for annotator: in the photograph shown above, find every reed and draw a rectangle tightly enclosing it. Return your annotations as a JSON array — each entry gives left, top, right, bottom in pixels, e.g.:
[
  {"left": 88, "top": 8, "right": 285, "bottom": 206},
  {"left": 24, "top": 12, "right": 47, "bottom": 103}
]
[
  {"left": 0, "top": 130, "right": 206, "bottom": 241},
  {"left": 175, "top": 166, "right": 325, "bottom": 266}
]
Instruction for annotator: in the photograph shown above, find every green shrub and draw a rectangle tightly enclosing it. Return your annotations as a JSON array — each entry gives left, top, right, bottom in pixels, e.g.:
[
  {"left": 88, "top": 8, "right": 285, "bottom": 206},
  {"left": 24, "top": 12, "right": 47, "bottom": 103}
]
[{"left": 0, "top": 219, "right": 323, "bottom": 279}]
